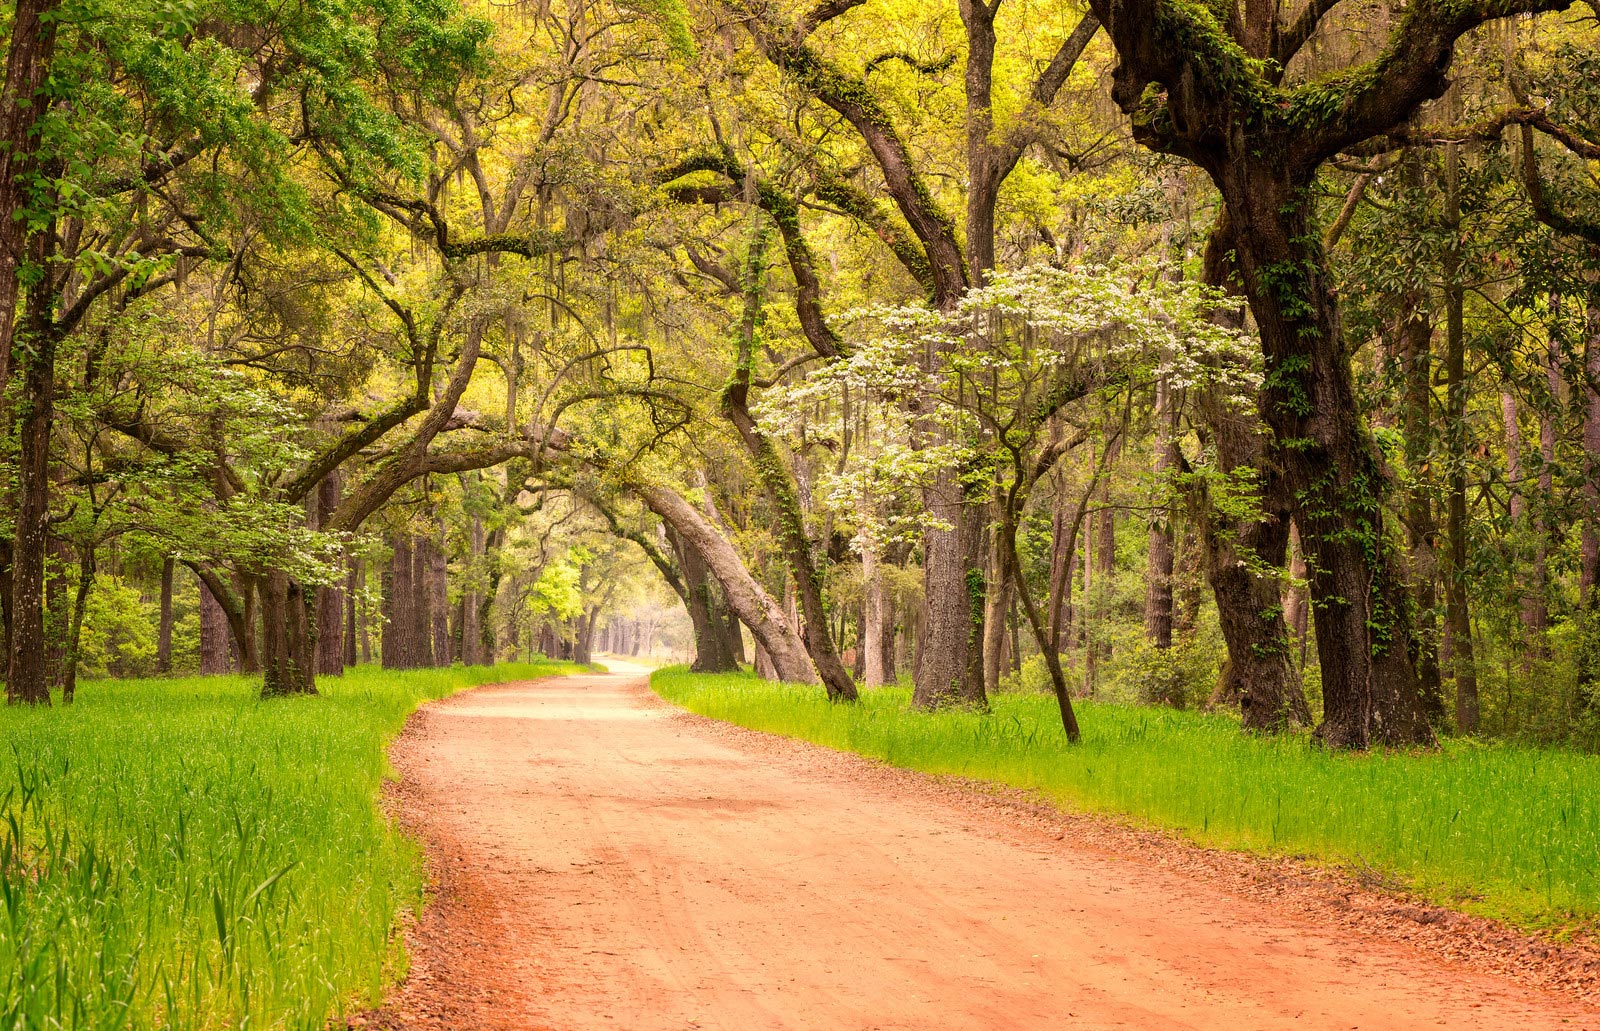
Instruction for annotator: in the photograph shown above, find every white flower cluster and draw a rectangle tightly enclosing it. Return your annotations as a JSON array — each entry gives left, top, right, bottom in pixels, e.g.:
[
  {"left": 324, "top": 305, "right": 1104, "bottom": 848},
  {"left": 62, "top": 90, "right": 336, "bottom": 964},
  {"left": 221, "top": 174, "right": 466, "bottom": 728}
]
[{"left": 753, "top": 261, "right": 1263, "bottom": 548}]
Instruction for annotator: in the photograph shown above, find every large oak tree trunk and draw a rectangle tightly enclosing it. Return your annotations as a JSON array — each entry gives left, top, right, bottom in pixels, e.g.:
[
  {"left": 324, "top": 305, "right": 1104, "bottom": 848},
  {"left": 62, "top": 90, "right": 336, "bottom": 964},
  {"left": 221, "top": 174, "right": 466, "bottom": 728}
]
[
  {"left": 1220, "top": 169, "right": 1433, "bottom": 748},
  {"left": 6, "top": 237, "right": 58, "bottom": 705},
  {"left": 635, "top": 481, "right": 817, "bottom": 686},
  {"left": 0, "top": 0, "right": 60, "bottom": 705},
  {"left": 1197, "top": 216, "right": 1310, "bottom": 731},
  {"left": 259, "top": 571, "right": 316, "bottom": 697},
  {"left": 383, "top": 534, "right": 416, "bottom": 669},
  {"left": 412, "top": 533, "right": 434, "bottom": 667},
  {"left": 670, "top": 526, "right": 738, "bottom": 674},
  {"left": 200, "top": 574, "right": 232, "bottom": 674},
  {"left": 1192, "top": 388, "right": 1310, "bottom": 731},
  {"left": 915, "top": 470, "right": 986, "bottom": 708}
]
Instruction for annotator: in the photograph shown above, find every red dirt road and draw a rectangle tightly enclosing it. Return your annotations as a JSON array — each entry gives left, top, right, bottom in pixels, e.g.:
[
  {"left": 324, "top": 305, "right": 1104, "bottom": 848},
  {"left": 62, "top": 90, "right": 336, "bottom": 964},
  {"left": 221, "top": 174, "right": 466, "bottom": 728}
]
[{"left": 372, "top": 671, "right": 1600, "bottom": 1030}]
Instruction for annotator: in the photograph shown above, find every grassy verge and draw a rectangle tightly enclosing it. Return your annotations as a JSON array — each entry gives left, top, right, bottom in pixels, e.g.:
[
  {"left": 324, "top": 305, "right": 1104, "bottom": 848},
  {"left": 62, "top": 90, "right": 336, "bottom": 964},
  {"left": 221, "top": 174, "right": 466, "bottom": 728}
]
[
  {"left": 653, "top": 667, "right": 1600, "bottom": 935},
  {"left": 0, "top": 660, "right": 584, "bottom": 1031}
]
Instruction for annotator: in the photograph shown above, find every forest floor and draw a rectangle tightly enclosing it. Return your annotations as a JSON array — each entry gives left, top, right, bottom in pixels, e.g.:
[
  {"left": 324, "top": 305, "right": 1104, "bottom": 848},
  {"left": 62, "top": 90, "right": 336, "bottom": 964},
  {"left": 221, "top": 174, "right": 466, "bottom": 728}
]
[{"left": 359, "top": 669, "right": 1600, "bottom": 1030}]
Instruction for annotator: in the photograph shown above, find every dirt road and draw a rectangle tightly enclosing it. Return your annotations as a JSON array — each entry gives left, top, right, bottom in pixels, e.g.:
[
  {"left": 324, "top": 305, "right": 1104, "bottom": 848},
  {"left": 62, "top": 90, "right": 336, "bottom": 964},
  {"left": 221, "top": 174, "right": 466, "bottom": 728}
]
[{"left": 372, "top": 671, "right": 1599, "bottom": 1030}]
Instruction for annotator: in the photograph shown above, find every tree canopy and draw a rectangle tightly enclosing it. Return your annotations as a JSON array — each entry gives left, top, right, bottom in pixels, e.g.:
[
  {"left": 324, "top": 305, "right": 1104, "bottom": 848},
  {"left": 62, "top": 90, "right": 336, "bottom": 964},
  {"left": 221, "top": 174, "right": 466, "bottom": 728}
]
[{"left": 3, "top": 0, "right": 1600, "bottom": 749}]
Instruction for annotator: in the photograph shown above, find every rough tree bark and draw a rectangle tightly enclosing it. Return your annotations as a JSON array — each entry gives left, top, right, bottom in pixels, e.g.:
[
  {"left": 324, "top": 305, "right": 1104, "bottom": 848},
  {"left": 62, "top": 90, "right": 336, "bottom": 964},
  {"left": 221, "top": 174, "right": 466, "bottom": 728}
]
[
  {"left": 200, "top": 575, "right": 232, "bottom": 674},
  {"left": 915, "top": 471, "right": 987, "bottom": 708},
  {"left": 634, "top": 481, "right": 818, "bottom": 686},
  {"left": 259, "top": 571, "right": 316, "bottom": 697},
  {"left": 1196, "top": 217, "right": 1311, "bottom": 731},
  {"left": 6, "top": 229, "right": 59, "bottom": 705},
  {"left": 668, "top": 525, "right": 739, "bottom": 674},
  {"left": 0, "top": 0, "right": 60, "bottom": 704},
  {"left": 383, "top": 534, "right": 416, "bottom": 669},
  {"left": 412, "top": 533, "right": 435, "bottom": 668}
]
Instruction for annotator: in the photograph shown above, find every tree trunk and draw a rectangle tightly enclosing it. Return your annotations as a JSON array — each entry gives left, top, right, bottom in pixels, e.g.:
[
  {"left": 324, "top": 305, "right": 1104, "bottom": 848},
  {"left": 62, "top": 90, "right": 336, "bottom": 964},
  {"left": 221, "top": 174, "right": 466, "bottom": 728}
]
[
  {"left": 1582, "top": 293, "right": 1600, "bottom": 605},
  {"left": 1196, "top": 217, "right": 1310, "bottom": 731},
  {"left": 357, "top": 558, "right": 372, "bottom": 664},
  {"left": 45, "top": 534, "right": 68, "bottom": 687},
  {"left": 6, "top": 234, "right": 59, "bottom": 705},
  {"left": 383, "top": 534, "right": 415, "bottom": 669},
  {"left": 345, "top": 556, "right": 360, "bottom": 668},
  {"left": 1218, "top": 168, "right": 1433, "bottom": 748},
  {"left": 0, "top": 0, "right": 59, "bottom": 698},
  {"left": 61, "top": 545, "right": 94, "bottom": 705},
  {"left": 671, "top": 524, "right": 739, "bottom": 673},
  {"left": 722, "top": 223, "right": 856, "bottom": 701},
  {"left": 314, "top": 474, "right": 344, "bottom": 676},
  {"left": 259, "top": 571, "right": 317, "bottom": 697},
  {"left": 575, "top": 593, "right": 608, "bottom": 665},
  {"left": 0, "top": 0, "right": 58, "bottom": 386},
  {"left": 635, "top": 481, "right": 818, "bottom": 686},
  {"left": 1581, "top": 297, "right": 1600, "bottom": 708},
  {"left": 200, "top": 573, "right": 232, "bottom": 674},
  {"left": 981, "top": 515, "right": 1011, "bottom": 697},
  {"left": 157, "top": 556, "right": 175, "bottom": 674},
  {"left": 479, "top": 525, "right": 505, "bottom": 664},
  {"left": 915, "top": 468, "right": 986, "bottom": 708},
  {"left": 1283, "top": 523, "right": 1310, "bottom": 669},
  {"left": 754, "top": 639, "right": 776, "bottom": 680},
  {"left": 862, "top": 542, "right": 889, "bottom": 688},
  {"left": 1443, "top": 143, "right": 1478, "bottom": 735},
  {"left": 461, "top": 514, "right": 485, "bottom": 665},
  {"left": 1398, "top": 309, "right": 1445, "bottom": 725},
  {"left": 429, "top": 523, "right": 450, "bottom": 665},
  {"left": 1145, "top": 375, "right": 1177, "bottom": 649},
  {"left": 412, "top": 533, "right": 435, "bottom": 667}
]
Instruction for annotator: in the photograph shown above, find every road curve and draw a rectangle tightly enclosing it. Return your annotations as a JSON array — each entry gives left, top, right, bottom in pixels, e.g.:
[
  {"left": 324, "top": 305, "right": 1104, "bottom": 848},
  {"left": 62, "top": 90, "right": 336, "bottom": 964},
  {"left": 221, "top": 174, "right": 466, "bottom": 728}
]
[{"left": 369, "top": 671, "right": 1599, "bottom": 1030}]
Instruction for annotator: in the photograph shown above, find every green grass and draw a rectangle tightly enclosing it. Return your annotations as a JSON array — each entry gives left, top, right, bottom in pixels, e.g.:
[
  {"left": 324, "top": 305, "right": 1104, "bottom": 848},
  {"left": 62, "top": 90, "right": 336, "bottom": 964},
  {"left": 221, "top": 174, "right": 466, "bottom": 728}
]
[
  {"left": 653, "top": 667, "right": 1600, "bottom": 936},
  {"left": 0, "top": 661, "right": 584, "bottom": 1031}
]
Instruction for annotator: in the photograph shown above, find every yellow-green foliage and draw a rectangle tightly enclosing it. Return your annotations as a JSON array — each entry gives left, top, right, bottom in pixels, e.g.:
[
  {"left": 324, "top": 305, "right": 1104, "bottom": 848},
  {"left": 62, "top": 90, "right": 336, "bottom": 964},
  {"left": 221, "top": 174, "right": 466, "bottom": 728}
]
[{"left": 0, "top": 662, "right": 583, "bottom": 1030}]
